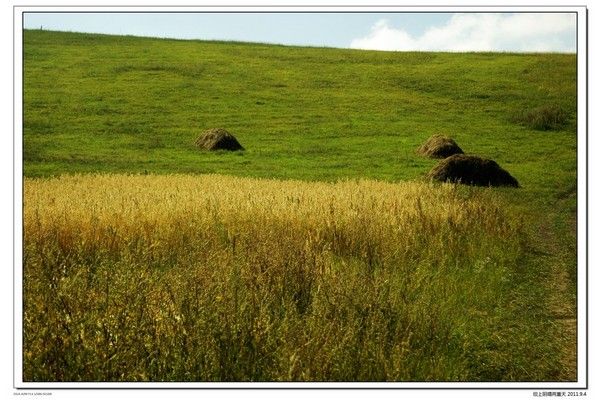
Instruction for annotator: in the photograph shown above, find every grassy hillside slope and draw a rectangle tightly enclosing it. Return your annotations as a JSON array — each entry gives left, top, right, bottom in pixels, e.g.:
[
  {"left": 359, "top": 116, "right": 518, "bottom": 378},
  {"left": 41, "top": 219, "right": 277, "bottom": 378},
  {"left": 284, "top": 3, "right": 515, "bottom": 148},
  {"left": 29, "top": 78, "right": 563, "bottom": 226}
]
[
  {"left": 23, "top": 30, "right": 576, "bottom": 187},
  {"left": 22, "top": 30, "right": 579, "bottom": 382}
]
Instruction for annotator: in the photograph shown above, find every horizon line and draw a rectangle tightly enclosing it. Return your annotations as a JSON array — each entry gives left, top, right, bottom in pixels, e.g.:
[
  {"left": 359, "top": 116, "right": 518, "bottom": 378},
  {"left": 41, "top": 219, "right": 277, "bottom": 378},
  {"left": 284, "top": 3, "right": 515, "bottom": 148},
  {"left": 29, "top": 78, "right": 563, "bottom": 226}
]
[{"left": 23, "top": 28, "right": 578, "bottom": 55}]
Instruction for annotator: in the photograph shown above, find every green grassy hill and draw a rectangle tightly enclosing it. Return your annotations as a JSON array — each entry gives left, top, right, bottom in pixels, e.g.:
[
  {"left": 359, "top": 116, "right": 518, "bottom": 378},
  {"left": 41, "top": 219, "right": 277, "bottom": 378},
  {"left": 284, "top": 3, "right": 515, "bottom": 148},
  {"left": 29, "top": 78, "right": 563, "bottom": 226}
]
[{"left": 24, "top": 29, "right": 575, "bottom": 187}]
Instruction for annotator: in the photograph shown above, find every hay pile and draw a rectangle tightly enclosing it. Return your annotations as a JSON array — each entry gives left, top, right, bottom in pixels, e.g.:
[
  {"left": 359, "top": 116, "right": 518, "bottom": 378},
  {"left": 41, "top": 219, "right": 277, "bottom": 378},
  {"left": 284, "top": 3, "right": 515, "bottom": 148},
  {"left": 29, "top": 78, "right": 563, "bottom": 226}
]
[
  {"left": 427, "top": 154, "right": 519, "bottom": 187},
  {"left": 195, "top": 128, "right": 244, "bottom": 151},
  {"left": 418, "top": 135, "right": 464, "bottom": 159}
]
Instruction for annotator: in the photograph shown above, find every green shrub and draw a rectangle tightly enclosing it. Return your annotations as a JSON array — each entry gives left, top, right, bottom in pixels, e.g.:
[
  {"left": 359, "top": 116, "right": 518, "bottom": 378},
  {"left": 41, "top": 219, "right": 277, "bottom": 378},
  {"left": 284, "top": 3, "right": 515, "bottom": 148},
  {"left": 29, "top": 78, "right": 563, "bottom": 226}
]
[{"left": 514, "top": 105, "right": 569, "bottom": 131}]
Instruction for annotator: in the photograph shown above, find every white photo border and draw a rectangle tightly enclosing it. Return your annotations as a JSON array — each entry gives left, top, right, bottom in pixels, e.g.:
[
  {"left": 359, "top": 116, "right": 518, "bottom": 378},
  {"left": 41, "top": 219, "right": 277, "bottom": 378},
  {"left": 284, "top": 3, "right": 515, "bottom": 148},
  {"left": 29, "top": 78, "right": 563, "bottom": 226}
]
[{"left": 13, "top": 4, "right": 588, "bottom": 390}]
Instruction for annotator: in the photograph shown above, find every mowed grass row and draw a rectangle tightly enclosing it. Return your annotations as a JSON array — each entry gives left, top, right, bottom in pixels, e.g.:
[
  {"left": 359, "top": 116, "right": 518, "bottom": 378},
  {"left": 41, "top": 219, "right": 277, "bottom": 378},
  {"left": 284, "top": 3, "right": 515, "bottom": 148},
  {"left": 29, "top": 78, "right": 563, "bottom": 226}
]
[{"left": 24, "top": 174, "right": 561, "bottom": 382}]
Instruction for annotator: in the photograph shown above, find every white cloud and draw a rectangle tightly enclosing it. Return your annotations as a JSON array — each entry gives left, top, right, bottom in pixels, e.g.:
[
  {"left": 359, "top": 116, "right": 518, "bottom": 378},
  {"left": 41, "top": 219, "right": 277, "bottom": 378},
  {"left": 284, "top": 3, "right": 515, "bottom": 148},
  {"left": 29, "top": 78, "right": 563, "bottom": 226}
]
[{"left": 350, "top": 13, "right": 576, "bottom": 53}]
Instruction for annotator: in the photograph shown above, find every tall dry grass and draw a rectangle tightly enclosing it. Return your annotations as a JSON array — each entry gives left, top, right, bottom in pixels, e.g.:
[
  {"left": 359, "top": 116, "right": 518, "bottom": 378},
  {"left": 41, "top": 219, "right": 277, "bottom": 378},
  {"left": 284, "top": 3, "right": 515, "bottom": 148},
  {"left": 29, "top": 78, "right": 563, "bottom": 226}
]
[{"left": 23, "top": 174, "right": 559, "bottom": 382}]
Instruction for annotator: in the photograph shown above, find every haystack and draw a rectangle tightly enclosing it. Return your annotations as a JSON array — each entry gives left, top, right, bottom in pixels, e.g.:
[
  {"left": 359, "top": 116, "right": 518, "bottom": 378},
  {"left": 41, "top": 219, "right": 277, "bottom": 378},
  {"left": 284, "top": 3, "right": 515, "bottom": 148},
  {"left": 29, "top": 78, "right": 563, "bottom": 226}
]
[
  {"left": 427, "top": 154, "right": 519, "bottom": 187},
  {"left": 417, "top": 134, "right": 464, "bottom": 159},
  {"left": 195, "top": 128, "right": 244, "bottom": 151}
]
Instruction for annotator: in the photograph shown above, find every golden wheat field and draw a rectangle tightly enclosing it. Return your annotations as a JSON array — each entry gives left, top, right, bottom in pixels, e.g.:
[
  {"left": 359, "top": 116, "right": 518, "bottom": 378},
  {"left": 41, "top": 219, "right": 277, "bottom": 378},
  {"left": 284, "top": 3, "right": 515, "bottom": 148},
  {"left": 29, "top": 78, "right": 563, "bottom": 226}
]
[{"left": 23, "top": 174, "right": 560, "bottom": 382}]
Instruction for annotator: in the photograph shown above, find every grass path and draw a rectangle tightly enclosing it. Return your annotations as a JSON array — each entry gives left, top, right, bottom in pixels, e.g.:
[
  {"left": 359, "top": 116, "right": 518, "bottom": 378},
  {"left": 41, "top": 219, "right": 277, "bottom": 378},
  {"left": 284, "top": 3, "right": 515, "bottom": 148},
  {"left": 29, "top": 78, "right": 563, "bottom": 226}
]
[{"left": 536, "top": 209, "right": 577, "bottom": 381}]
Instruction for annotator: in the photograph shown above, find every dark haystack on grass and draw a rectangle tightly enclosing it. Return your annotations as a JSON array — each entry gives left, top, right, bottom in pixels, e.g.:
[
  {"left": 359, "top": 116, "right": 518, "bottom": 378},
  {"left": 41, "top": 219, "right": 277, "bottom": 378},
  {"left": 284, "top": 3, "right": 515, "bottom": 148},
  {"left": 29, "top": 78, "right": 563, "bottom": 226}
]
[
  {"left": 428, "top": 154, "right": 519, "bottom": 187},
  {"left": 418, "top": 134, "right": 464, "bottom": 158},
  {"left": 195, "top": 128, "right": 244, "bottom": 151}
]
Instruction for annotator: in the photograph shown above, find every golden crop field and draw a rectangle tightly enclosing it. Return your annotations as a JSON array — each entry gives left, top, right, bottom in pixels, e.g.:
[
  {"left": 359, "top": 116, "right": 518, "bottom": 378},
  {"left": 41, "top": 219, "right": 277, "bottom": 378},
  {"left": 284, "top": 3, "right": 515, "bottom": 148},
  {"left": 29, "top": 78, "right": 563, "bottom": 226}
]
[{"left": 23, "top": 174, "right": 560, "bottom": 382}]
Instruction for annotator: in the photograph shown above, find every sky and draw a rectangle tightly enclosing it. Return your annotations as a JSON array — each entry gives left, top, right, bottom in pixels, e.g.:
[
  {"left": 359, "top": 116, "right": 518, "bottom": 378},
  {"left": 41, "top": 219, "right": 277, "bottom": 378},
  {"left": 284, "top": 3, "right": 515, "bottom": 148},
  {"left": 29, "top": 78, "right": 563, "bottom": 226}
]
[{"left": 23, "top": 12, "right": 577, "bottom": 53}]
